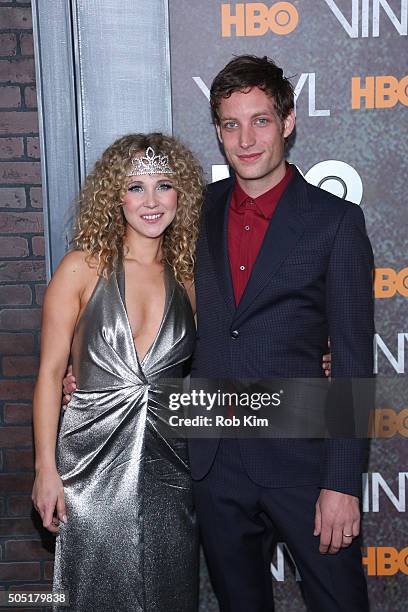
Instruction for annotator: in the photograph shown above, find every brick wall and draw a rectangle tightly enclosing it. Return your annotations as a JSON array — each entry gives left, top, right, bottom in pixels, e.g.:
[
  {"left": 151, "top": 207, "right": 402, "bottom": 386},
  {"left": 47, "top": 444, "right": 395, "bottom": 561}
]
[{"left": 0, "top": 0, "right": 54, "bottom": 595}]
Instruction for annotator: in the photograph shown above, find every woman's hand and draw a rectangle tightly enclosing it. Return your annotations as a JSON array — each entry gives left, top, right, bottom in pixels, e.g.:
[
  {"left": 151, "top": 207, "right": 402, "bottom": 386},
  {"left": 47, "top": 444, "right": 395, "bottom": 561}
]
[{"left": 32, "top": 468, "right": 67, "bottom": 534}]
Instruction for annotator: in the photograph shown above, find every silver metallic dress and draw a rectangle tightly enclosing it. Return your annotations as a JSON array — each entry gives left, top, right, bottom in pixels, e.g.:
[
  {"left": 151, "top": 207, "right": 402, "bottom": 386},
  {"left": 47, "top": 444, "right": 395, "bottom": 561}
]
[{"left": 53, "top": 263, "right": 198, "bottom": 611}]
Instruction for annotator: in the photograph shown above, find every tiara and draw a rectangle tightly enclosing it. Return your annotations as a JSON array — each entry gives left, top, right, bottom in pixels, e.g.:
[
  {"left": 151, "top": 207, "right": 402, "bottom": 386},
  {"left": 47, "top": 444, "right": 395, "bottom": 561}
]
[{"left": 127, "top": 146, "right": 174, "bottom": 176}]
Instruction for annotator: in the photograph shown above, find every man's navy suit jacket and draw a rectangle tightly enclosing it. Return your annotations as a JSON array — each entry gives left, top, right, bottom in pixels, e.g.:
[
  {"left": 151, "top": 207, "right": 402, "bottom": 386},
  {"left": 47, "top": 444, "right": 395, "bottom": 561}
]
[{"left": 189, "top": 166, "right": 374, "bottom": 498}]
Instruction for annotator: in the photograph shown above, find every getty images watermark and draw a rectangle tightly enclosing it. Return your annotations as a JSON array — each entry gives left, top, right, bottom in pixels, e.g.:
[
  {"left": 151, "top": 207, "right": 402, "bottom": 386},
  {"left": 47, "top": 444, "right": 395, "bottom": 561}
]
[
  {"left": 168, "top": 389, "right": 282, "bottom": 429},
  {"left": 157, "top": 377, "right": 377, "bottom": 438}
]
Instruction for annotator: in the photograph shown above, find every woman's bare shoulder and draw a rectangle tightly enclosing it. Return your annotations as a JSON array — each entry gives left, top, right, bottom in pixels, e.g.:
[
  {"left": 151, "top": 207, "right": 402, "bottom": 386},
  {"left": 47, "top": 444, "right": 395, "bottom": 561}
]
[
  {"left": 49, "top": 250, "right": 98, "bottom": 291},
  {"left": 57, "top": 249, "right": 93, "bottom": 270},
  {"left": 54, "top": 249, "right": 98, "bottom": 274}
]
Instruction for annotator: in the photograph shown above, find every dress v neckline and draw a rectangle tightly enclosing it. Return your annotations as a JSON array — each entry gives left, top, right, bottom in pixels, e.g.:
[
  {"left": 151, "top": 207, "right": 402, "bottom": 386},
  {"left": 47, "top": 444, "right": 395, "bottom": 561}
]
[{"left": 116, "top": 259, "right": 171, "bottom": 368}]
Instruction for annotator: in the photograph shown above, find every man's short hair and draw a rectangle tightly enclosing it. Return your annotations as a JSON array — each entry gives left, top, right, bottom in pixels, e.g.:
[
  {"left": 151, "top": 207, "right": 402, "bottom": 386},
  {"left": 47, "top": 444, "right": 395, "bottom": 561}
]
[{"left": 210, "top": 55, "right": 294, "bottom": 124}]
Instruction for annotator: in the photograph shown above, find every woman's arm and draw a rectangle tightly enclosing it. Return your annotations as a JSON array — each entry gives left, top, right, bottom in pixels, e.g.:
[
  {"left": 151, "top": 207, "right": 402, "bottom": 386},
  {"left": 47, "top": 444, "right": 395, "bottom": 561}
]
[{"left": 32, "top": 251, "right": 89, "bottom": 532}]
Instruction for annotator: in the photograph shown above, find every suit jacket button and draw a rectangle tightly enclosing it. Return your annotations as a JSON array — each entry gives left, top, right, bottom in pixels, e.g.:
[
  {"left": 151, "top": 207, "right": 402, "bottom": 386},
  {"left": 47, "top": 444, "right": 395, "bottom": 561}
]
[{"left": 231, "top": 330, "right": 239, "bottom": 339}]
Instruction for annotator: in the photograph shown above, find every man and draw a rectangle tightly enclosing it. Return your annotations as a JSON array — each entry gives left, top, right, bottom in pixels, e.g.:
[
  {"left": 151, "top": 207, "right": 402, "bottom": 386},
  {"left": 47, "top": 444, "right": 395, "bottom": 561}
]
[{"left": 189, "top": 55, "right": 373, "bottom": 611}]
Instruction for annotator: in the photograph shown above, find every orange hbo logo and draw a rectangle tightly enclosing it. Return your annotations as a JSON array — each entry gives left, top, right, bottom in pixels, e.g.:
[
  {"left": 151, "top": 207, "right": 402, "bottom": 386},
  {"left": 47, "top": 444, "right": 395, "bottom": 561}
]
[
  {"left": 352, "top": 75, "right": 408, "bottom": 109},
  {"left": 363, "top": 547, "right": 408, "bottom": 576},
  {"left": 374, "top": 267, "right": 408, "bottom": 298},
  {"left": 368, "top": 408, "right": 408, "bottom": 438},
  {"left": 221, "top": 2, "right": 299, "bottom": 37}
]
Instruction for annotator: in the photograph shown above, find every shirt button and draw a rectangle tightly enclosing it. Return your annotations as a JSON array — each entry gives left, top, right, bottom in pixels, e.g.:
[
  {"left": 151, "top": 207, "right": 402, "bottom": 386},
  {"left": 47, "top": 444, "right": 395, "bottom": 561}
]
[
  {"left": 239, "top": 265, "right": 245, "bottom": 271},
  {"left": 244, "top": 225, "right": 250, "bottom": 231},
  {"left": 231, "top": 330, "right": 239, "bottom": 339}
]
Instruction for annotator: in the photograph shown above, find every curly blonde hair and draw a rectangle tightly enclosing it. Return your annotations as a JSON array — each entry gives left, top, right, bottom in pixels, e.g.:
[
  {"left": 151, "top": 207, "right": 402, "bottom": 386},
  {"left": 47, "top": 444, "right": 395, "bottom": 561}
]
[{"left": 73, "top": 133, "right": 204, "bottom": 284}]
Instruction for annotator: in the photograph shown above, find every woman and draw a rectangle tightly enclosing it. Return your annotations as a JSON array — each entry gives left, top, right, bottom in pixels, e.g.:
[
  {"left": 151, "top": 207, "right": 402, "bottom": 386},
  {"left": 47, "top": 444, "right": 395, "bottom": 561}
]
[{"left": 32, "top": 133, "right": 204, "bottom": 611}]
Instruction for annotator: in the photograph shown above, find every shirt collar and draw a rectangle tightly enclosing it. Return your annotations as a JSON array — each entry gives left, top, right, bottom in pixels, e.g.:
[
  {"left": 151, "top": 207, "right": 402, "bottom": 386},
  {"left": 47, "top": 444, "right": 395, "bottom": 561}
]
[{"left": 231, "top": 162, "right": 293, "bottom": 219}]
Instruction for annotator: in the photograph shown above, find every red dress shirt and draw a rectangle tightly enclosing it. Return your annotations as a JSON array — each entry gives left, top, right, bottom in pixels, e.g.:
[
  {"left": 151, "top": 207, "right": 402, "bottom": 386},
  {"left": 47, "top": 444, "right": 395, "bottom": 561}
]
[{"left": 228, "top": 163, "right": 293, "bottom": 305}]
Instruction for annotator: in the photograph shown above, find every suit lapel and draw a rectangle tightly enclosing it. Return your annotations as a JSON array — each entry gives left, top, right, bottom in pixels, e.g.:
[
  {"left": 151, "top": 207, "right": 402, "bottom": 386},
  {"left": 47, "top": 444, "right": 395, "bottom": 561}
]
[
  {"left": 234, "top": 169, "right": 309, "bottom": 325},
  {"left": 206, "top": 180, "right": 236, "bottom": 315}
]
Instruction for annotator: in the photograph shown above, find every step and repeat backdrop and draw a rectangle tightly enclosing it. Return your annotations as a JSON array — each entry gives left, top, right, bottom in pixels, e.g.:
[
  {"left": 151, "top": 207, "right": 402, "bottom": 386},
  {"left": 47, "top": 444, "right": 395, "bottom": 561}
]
[{"left": 169, "top": 1, "right": 408, "bottom": 610}]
